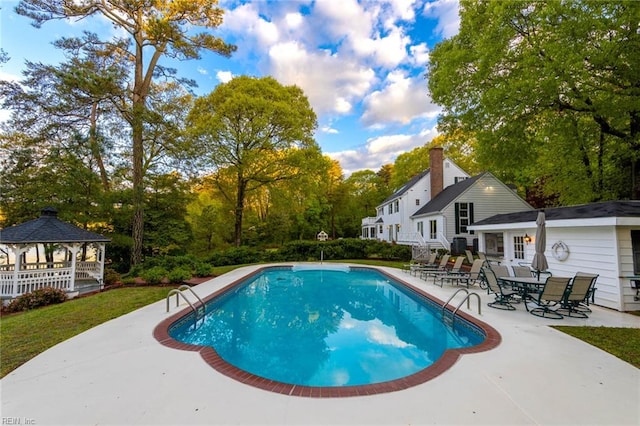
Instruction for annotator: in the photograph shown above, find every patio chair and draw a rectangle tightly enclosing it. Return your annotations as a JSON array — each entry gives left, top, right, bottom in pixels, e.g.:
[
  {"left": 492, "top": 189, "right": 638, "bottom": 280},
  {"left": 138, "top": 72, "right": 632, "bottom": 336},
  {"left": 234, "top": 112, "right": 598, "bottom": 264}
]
[
  {"left": 424, "top": 256, "right": 464, "bottom": 286},
  {"left": 490, "top": 264, "right": 511, "bottom": 280},
  {"left": 526, "top": 276, "right": 572, "bottom": 319},
  {"left": 558, "top": 273, "right": 599, "bottom": 318},
  {"left": 482, "top": 267, "right": 519, "bottom": 310},
  {"left": 440, "top": 259, "right": 484, "bottom": 288},
  {"left": 418, "top": 254, "right": 450, "bottom": 280},
  {"left": 511, "top": 265, "right": 531, "bottom": 277}
]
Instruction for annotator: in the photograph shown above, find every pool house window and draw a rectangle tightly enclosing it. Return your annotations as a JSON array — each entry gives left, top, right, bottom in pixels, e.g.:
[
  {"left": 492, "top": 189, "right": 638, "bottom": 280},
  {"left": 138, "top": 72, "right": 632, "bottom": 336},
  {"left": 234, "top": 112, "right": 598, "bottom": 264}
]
[{"left": 514, "top": 236, "right": 525, "bottom": 260}]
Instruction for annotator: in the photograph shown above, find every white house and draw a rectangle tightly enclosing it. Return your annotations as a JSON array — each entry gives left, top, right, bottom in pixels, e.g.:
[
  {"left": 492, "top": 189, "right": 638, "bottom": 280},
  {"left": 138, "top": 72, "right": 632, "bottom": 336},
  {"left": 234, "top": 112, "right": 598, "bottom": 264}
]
[
  {"left": 362, "top": 147, "right": 533, "bottom": 253},
  {"left": 361, "top": 147, "right": 469, "bottom": 246},
  {"left": 411, "top": 171, "right": 533, "bottom": 252},
  {"left": 469, "top": 201, "right": 640, "bottom": 312}
]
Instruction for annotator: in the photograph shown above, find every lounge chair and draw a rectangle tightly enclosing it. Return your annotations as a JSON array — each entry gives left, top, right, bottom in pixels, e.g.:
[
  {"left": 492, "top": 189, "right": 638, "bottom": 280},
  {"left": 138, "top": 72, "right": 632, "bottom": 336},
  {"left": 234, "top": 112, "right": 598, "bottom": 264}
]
[
  {"left": 526, "top": 276, "right": 572, "bottom": 319},
  {"left": 418, "top": 254, "right": 450, "bottom": 279},
  {"left": 465, "top": 249, "right": 474, "bottom": 264},
  {"left": 424, "top": 256, "right": 463, "bottom": 286},
  {"left": 404, "top": 252, "right": 437, "bottom": 275},
  {"left": 440, "top": 259, "right": 484, "bottom": 288},
  {"left": 482, "top": 267, "right": 519, "bottom": 310},
  {"left": 558, "top": 273, "right": 598, "bottom": 318}
]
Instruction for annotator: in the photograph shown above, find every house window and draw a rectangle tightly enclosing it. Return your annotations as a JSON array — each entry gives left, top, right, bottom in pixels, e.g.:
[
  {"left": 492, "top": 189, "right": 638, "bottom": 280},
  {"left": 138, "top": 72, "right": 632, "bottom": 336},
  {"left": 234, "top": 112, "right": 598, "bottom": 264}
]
[
  {"left": 388, "top": 204, "right": 393, "bottom": 214},
  {"left": 514, "top": 236, "right": 525, "bottom": 260},
  {"left": 632, "top": 230, "right": 640, "bottom": 274},
  {"left": 417, "top": 221, "right": 423, "bottom": 237},
  {"left": 455, "top": 202, "right": 474, "bottom": 234},
  {"left": 429, "top": 220, "right": 437, "bottom": 239},
  {"left": 394, "top": 200, "right": 399, "bottom": 212},
  {"left": 370, "top": 227, "right": 376, "bottom": 237}
]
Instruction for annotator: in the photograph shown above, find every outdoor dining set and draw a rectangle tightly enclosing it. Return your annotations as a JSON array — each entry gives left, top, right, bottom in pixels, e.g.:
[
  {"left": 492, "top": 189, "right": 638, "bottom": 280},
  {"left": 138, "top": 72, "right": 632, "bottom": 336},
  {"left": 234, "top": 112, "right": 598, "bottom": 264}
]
[{"left": 405, "top": 250, "right": 598, "bottom": 320}]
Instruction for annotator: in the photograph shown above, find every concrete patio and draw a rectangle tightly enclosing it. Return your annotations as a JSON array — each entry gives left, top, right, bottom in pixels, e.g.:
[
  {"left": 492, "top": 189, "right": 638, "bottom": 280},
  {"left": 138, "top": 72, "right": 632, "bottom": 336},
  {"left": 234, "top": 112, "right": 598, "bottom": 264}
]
[{"left": 1, "top": 264, "right": 639, "bottom": 425}]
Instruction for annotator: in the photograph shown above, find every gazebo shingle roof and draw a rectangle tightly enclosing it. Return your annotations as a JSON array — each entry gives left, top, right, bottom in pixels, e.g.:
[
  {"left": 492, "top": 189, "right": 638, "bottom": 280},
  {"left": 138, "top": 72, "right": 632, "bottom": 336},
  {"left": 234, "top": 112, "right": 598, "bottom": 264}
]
[{"left": 0, "top": 207, "right": 110, "bottom": 244}]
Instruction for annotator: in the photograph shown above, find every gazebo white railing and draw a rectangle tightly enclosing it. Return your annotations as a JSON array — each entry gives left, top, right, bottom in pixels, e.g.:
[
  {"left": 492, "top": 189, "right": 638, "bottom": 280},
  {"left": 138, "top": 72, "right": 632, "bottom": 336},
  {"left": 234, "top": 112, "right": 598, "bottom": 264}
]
[{"left": 0, "top": 260, "right": 104, "bottom": 298}]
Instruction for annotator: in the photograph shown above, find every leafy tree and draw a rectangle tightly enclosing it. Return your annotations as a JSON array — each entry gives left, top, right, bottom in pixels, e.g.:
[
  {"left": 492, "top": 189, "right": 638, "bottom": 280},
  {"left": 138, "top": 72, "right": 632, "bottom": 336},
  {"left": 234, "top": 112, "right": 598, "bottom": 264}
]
[
  {"left": 16, "top": 0, "right": 236, "bottom": 265},
  {"left": 427, "top": 0, "right": 640, "bottom": 203},
  {"left": 187, "top": 76, "right": 319, "bottom": 246}
]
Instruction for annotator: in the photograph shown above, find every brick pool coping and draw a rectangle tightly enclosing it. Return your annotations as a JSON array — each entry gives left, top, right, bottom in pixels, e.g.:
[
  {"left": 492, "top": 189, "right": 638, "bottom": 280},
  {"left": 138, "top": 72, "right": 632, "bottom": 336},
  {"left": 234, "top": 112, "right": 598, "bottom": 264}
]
[{"left": 153, "top": 265, "right": 501, "bottom": 398}]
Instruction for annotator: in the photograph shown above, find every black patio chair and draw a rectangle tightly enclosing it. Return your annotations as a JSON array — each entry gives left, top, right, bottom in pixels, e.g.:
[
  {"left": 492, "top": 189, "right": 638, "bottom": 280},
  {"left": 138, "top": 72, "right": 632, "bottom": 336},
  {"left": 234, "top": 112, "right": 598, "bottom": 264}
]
[
  {"left": 527, "top": 276, "right": 572, "bottom": 319},
  {"left": 558, "top": 273, "right": 599, "bottom": 318},
  {"left": 482, "top": 267, "right": 519, "bottom": 311}
]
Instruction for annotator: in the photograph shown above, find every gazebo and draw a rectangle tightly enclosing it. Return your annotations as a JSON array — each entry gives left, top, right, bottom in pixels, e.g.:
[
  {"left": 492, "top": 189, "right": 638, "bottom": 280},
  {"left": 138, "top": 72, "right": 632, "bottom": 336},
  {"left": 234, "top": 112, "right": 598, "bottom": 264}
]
[{"left": 0, "top": 207, "right": 110, "bottom": 300}]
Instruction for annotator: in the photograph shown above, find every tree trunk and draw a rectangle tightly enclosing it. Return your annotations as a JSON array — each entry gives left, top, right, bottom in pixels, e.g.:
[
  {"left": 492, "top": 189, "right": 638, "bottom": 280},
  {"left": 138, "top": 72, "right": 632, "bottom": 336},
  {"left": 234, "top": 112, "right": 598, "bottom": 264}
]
[
  {"left": 130, "top": 101, "right": 145, "bottom": 265},
  {"left": 89, "top": 102, "right": 110, "bottom": 191},
  {"left": 234, "top": 176, "right": 246, "bottom": 247}
]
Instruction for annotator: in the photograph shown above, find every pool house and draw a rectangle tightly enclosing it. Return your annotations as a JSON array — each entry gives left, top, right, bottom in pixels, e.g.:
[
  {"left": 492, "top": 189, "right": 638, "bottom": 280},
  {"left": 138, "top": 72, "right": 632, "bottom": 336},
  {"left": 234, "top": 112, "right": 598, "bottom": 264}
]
[{"left": 469, "top": 200, "right": 640, "bottom": 312}]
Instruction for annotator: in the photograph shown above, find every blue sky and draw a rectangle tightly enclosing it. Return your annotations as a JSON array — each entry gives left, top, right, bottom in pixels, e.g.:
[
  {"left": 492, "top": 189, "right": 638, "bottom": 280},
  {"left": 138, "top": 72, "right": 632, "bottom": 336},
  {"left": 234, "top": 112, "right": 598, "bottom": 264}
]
[{"left": 0, "top": 0, "right": 460, "bottom": 175}]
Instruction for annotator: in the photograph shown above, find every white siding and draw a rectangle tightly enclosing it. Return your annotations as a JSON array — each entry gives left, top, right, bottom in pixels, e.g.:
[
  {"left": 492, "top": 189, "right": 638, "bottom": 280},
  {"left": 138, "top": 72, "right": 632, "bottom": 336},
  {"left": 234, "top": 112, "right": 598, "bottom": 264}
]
[
  {"left": 616, "top": 227, "right": 640, "bottom": 311},
  {"left": 442, "top": 174, "right": 532, "bottom": 246},
  {"left": 476, "top": 224, "right": 640, "bottom": 311}
]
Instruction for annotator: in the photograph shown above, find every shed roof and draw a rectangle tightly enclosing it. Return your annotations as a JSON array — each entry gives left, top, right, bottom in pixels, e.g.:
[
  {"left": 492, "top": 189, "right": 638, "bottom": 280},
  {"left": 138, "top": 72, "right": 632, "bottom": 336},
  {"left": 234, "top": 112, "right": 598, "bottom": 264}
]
[
  {"left": 0, "top": 207, "right": 110, "bottom": 244},
  {"left": 471, "top": 200, "right": 640, "bottom": 226}
]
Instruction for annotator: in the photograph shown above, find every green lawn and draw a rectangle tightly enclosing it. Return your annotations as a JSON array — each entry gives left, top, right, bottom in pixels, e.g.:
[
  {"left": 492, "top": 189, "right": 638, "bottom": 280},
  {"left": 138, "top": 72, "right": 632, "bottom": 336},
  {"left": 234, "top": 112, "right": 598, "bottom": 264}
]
[
  {"left": 552, "top": 326, "right": 640, "bottom": 369},
  {"left": 0, "top": 286, "right": 177, "bottom": 378},
  {"left": 1, "top": 262, "right": 638, "bottom": 378}
]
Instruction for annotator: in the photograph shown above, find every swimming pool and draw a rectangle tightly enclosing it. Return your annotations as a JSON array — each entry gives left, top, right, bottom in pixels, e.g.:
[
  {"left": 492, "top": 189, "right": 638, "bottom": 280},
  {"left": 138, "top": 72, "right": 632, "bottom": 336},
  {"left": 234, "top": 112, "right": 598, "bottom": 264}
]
[{"left": 155, "top": 265, "right": 500, "bottom": 397}]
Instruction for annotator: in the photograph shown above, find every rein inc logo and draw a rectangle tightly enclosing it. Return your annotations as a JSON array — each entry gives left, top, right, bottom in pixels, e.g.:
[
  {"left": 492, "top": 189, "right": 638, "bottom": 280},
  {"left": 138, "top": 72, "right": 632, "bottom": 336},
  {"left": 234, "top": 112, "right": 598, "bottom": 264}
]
[{"left": 2, "top": 419, "right": 35, "bottom": 425}]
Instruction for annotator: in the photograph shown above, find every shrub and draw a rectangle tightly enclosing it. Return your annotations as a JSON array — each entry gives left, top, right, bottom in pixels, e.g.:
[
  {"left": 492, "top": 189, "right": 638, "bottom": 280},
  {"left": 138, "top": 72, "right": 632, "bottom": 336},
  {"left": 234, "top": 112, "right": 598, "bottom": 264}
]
[
  {"left": 121, "top": 277, "right": 137, "bottom": 286},
  {"left": 193, "top": 262, "right": 213, "bottom": 277},
  {"left": 103, "top": 268, "right": 121, "bottom": 286},
  {"left": 167, "top": 267, "right": 192, "bottom": 284},
  {"left": 5, "top": 287, "right": 68, "bottom": 313},
  {"left": 141, "top": 266, "right": 168, "bottom": 285}
]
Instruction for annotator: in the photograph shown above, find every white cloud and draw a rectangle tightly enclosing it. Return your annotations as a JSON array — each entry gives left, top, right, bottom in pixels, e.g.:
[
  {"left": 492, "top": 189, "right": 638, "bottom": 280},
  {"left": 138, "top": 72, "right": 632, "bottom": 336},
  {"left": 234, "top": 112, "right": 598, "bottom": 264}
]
[
  {"left": 268, "top": 41, "right": 375, "bottom": 115},
  {"left": 285, "top": 12, "right": 304, "bottom": 29},
  {"left": 422, "top": 0, "right": 460, "bottom": 38},
  {"left": 410, "top": 42, "right": 430, "bottom": 65},
  {"left": 216, "top": 70, "right": 233, "bottom": 83},
  {"left": 327, "top": 127, "right": 438, "bottom": 176},
  {"left": 320, "top": 125, "right": 339, "bottom": 134},
  {"left": 197, "top": 67, "right": 208, "bottom": 75},
  {"left": 361, "top": 71, "right": 440, "bottom": 128}
]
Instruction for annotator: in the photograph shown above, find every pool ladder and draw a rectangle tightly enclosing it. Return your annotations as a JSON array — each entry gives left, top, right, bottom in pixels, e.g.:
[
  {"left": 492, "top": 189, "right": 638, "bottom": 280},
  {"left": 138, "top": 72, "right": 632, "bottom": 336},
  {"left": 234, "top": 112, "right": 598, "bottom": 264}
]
[
  {"left": 442, "top": 288, "right": 481, "bottom": 325},
  {"left": 166, "top": 285, "right": 205, "bottom": 321}
]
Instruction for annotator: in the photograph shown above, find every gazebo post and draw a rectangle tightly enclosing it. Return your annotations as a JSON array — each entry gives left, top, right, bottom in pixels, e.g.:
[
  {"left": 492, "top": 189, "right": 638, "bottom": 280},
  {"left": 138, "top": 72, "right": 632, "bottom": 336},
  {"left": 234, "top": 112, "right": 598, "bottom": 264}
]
[
  {"left": 11, "top": 245, "right": 27, "bottom": 298},
  {"left": 97, "top": 243, "right": 106, "bottom": 289},
  {"left": 68, "top": 244, "right": 80, "bottom": 292}
]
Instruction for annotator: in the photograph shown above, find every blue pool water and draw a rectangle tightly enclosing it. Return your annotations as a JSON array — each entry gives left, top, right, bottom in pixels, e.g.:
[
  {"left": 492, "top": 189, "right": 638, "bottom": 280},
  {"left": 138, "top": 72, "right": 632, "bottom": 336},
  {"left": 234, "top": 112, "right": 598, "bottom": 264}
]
[{"left": 169, "top": 266, "right": 485, "bottom": 387}]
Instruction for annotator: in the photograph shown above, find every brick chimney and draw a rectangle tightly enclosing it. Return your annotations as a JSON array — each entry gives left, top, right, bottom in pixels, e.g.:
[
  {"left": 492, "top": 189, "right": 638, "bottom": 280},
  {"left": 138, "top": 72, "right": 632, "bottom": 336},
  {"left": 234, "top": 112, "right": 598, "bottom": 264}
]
[{"left": 430, "top": 147, "right": 444, "bottom": 199}]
